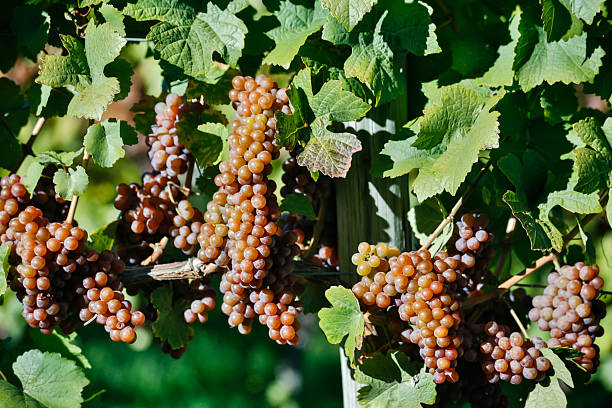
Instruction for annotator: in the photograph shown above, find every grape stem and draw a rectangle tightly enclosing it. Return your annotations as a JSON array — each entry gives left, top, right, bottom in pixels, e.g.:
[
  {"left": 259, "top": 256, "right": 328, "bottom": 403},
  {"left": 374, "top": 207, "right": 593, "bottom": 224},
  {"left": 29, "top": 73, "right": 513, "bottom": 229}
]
[
  {"left": 0, "top": 369, "right": 7, "bottom": 382},
  {"left": 65, "top": 149, "right": 91, "bottom": 225},
  {"left": 493, "top": 217, "right": 516, "bottom": 278},
  {"left": 140, "top": 236, "right": 169, "bottom": 266},
  {"left": 304, "top": 201, "right": 327, "bottom": 260},
  {"left": 420, "top": 160, "right": 491, "bottom": 251},
  {"left": 433, "top": 0, "right": 459, "bottom": 31},
  {"left": 504, "top": 299, "right": 529, "bottom": 339}
]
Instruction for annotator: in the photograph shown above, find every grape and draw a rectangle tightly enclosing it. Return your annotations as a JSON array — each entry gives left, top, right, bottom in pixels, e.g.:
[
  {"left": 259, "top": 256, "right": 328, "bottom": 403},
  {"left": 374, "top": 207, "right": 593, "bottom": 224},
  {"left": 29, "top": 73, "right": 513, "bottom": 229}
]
[
  {"left": 529, "top": 262, "right": 605, "bottom": 373},
  {"left": 479, "top": 322, "right": 549, "bottom": 383}
]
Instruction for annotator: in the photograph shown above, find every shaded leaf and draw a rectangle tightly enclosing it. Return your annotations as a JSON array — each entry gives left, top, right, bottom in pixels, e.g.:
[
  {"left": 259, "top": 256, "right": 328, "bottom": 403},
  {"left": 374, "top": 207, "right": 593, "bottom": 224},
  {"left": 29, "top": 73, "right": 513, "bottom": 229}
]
[
  {"left": 280, "top": 193, "right": 316, "bottom": 219},
  {"left": 151, "top": 283, "right": 194, "bottom": 349}
]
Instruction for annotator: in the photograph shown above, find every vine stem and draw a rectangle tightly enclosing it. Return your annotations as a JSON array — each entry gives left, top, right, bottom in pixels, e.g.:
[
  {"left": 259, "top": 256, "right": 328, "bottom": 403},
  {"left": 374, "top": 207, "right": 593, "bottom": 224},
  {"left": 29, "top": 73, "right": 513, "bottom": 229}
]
[
  {"left": 506, "top": 299, "right": 529, "bottom": 339},
  {"left": 420, "top": 161, "right": 491, "bottom": 251},
  {"left": 65, "top": 149, "right": 90, "bottom": 225},
  {"left": 140, "top": 236, "right": 169, "bottom": 266},
  {"left": 0, "top": 369, "right": 6, "bottom": 382}
]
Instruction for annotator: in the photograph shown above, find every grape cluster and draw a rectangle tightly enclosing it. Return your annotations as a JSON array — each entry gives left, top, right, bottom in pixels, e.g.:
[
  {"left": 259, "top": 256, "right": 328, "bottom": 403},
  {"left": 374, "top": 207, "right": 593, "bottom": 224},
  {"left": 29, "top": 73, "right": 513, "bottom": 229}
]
[
  {"left": 75, "top": 250, "right": 145, "bottom": 343},
  {"left": 479, "top": 321, "right": 550, "bottom": 383},
  {"left": 1, "top": 173, "right": 70, "bottom": 240},
  {"left": 170, "top": 200, "right": 203, "bottom": 256},
  {"left": 183, "top": 278, "right": 216, "bottom": 325},
  {"left": 351, "top": 243, "right": 465, "bottom": 384},
  {"left": 448, "top": 213, "right": 494, "bottom": 295},
  {"left": 149, "top": 94, "right": 199, "bottom": 177},
  {"left": 529, "top": 262, "right": 605, "bottom": 372}
]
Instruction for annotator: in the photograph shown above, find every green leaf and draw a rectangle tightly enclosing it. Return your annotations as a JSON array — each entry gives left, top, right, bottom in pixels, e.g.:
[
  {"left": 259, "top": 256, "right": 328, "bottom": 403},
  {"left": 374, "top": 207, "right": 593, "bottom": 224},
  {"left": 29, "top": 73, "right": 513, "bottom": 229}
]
[
  {"left": 12, "top": 350, "right": 89, "bottom": 408},
  {"left": 177, "top": 114, "right": 225, "bottom": 168},
  {"left": 407, "top": 198, "right": 451, "bottom": 255},
  {"left": 11, "top": 5, "right": 49, "bottom": 60},
  {"left": 280, "top": 193, "right": 316, "bottom": 219},
  {"left": 99, "top": 4, "right": 125, "bottom": 37},
  {"left": 481, "top": 7, "right": 522, "bottom": 87},
  {"left": 36, "top": 150, "right": 83, "bottom": 167},
  {"left": 125, "top": 0, "right": 247, "bottom": 80},
  {"left": 53, "top": 166, "right": 89, "bottom": 200},
  {"left": 310, "top": 80, "right": 371, "bottom": 122},
  {"left": 558, "top": 0, "right": 605, "bottom": 24},
  {"left": 525, "top": 347, "right": 573, "bottom": 408},
  {"left": 105, "top": 58, "right": 134, "bottom": 101},
  {"left": 296, "top": 118, "right": 361, "bottom": 178},
  {"left": 343, "top": 12, "right": 399, "bottom": 105},
  {"left": 542, "top": 0, "right": 572, "bottom": 42},
  {"left": 0, "top": 78, "right": 25, "bottom": 114},
  {"left": 318, "top": 285, "right": 364, "bottom": 366},
  {"left": 379, "top": 0, "right": 440, "bottom": 56},
  {"left": 151, "top": 284, "right": 194, "bottom": 349},
  {"left": 276, "top": 87, "right": 312, "bottom": 149},
  {"left": 516, "top": 28, "right": 604, "bottom": 91},
  {"left": 389, "top": 85, "right": 502, "bottom": 201},
  {"left": 66, "top": 77, "right": 120, "bottom": 120},
  {"left": 355, "top": 352, "right": 436, "bottom": 408},
  {"left": 29, "top": 331, "right": 91, "bottom": 370},
  {"left": 0, "top": 381, "right": 44, "bottom": 408},
  {"left": 263, "top": 1, "right": 328, "bottom": 69},
  {"left": 503, "top": 191, "right": 552, "bottom": 251},
  {"left": 84, "top": 119, "right": 137, "bottom": 168},
  {"left": 576, "top": 216, "right": 596, "bottom": 265},
  {"left": 87, "top": 220, "right": 119, "bottom": 253},
  {"left": 185, "top": 67, "right": 241, "bottom": 105},
  {"left": 540, "top": 84, "right": 578, "bottom": 125},
  {"left": 321, "top": 0, "right": 375, "bottom": 32},
  {"left": 607, "top": 188, "right": 612, "bottom": 227},
  {"left": 0, "top": 244, "right": 10, "bottom": 297},
  {"left": 36, "top": 35, "right": 90, "bottom": 90}
]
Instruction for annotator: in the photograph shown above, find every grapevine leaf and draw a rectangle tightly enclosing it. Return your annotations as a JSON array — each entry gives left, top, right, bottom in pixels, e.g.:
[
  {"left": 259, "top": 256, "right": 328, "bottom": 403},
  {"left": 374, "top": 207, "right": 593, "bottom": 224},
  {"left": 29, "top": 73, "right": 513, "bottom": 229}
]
[
  {"left": 263, "top": 1, "right": 328, "bottom": 69},
  {"left": 36, "top": 35, "right": 90, "bottom": 90},
  {"left": 576, "top": 216, "right": 596, "bottom": 265},
  {"left": 12, "top": 350, "right": 89, "bottom": 408},
  {"left": 355, "top": 352, "right": 436, "bottom": 408},
  {"left": 538, "top": 190, "right": 602, "bottom": 251},
  {"left": 525, "top": 348, "right": 573, "bottom": 408},
  {"left": 343, "top": 12, "right": 400, "bottom": 105},
  {"left": 481, "top": 7, "right": 522, "bottom": 87},
  {"left": 0, "top": 381, "right": 44, "bottom": 408},
  {"left": 558, "top": 0, "right": 605, "bottom": 24},
  {"left": 381, "top": 135, "right": 438, "bottom": 179},
  {"left": 378, "top": 0, "right": 440, "bottom": 56},
  {"left": 66, "top": 77, "right": 120, "bottom": 120},
  {"left": 503, "top": 190, "right": 552, "bottom": 251},
  {"left": 542, "top": 0, "right": 572, "bottom": 42},
  {"left": 0, "top": 244, "right": 10, "bottom": 296},
  {"left": 84, "top": 120, "right": 136, "bottom": 168},
  {"left": 321, "top": 0, "right": 375, "bottom": 31},
  {"left": 185, "top": 67, "right": 241, "bottom": 105},
  {"left": 276, "top": 86, "right": 313, "bottom": 149},
  {"left": 151, "top": 284, "right": 194, "bottom": 349},
  {"left": 99, "top": 4, "right": 125, "bottom": 37},
  {"left": 28, "top": 331, "right": 91, "bottom": 370},
  {"left": 407, "top": 198, "right": 451, "bottom": 255},
  {"left": 87, "top": 220, "right": 119, "bottom": 253},
  {"left": 296, "top": 118, "right": 361, "bottom": 178},
  {"left": 17, "top": 157, "right": 45, "bottom": 194},
  {"left": 10, "top": 4, "right": 49, "bottom": 60},
  {"left": 26, "top": 83, "right": 69, "bottom": 118},
  {"left": 105, "top": 58, "right": 134, "bottom": 101},
  {"left": 53, "top": 166, "right": 89, "bottom": 200},
  {"left": 516, "top": 29, "right": 604, "bottom": 91},
  {"left": 36, "top": 150, "right": 83, "bottom": 167},
  {"left": 607, "top": 188, "right": 612, "bottom": 227},
  {"left": 0, "top": 78, "right": 25, "bottom": 114},
  {"left": 572, "top": 117, "right": 612, "bottom": 156},
  {"left": 318, "top": 285, "right": 364, "bottom": 366},
  {"left": 125, "top": 0, "right": 247, "bottom": 80},
  {"left": 540, "top": 84, "right": 578, "bottom": 125},
  {"left": 176, "top": 114, "right": 224, "bottom": 168},
  {"left": 130, "top": 96, "right": 157, "bottom": 135},
  {"left": 401, "top": 85, "right": 503, "bottom": 201},
  {"left": 310, "top": 79, "right": 371, "bottom": 122},
  {"left": 280, "top": 193, "right": 316, "bottom": 219}
]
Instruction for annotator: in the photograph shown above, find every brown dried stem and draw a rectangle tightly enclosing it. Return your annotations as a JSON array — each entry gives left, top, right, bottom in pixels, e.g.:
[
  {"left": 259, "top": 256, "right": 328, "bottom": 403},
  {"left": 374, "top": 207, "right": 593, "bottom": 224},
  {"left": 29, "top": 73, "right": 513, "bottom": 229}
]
[{"left": 123, "top": 258, "right": 221, "bottom": 286}]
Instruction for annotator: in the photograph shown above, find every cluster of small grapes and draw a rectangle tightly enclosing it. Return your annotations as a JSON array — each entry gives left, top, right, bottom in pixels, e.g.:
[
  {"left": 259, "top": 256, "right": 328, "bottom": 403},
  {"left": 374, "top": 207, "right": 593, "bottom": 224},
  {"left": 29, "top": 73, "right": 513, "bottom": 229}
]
[
  {"left": 3, "top": 203, "right": 145, "bottom": 341},
  {"left": 149, "top": 94, "right": 200, "bottom": 177},
  {"left": 448, "top": 213, "right": 494, "bottom": 295},
  {"left": 1, "top": 173, "right": 70, "bottom": 238},
  {"left": 74, "top": 250, "right": 145, "bottom": 343},
  {"left": 351, "top": 243, "right": 465, "bottom": 384},
  {"left": 183, "top": 277, "right": 216, "bottom": 325},
  {"left": 479, "top": 321, "right": 550, "bottom": 384},
  {"left": 529, "top": 262, "right": 605, "bottom": 372},
  {"left": 199, "top": 74, "right": 304, "bottom": 345}
]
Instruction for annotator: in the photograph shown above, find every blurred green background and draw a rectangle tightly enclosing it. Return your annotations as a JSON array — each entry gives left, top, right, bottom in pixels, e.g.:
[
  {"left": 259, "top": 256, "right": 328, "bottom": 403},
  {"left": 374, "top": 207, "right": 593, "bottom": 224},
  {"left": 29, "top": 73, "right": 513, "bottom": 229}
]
[{"left": 1, "top": 42, "right": 611, "bottom": 407}]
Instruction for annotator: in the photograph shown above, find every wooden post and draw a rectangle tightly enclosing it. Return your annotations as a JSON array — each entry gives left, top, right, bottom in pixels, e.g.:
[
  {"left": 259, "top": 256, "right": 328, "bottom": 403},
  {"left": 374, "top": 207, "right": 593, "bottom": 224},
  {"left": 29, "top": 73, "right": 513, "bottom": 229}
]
[{"left": 335, "top": 60, "right": 409, "bottom": 407}]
